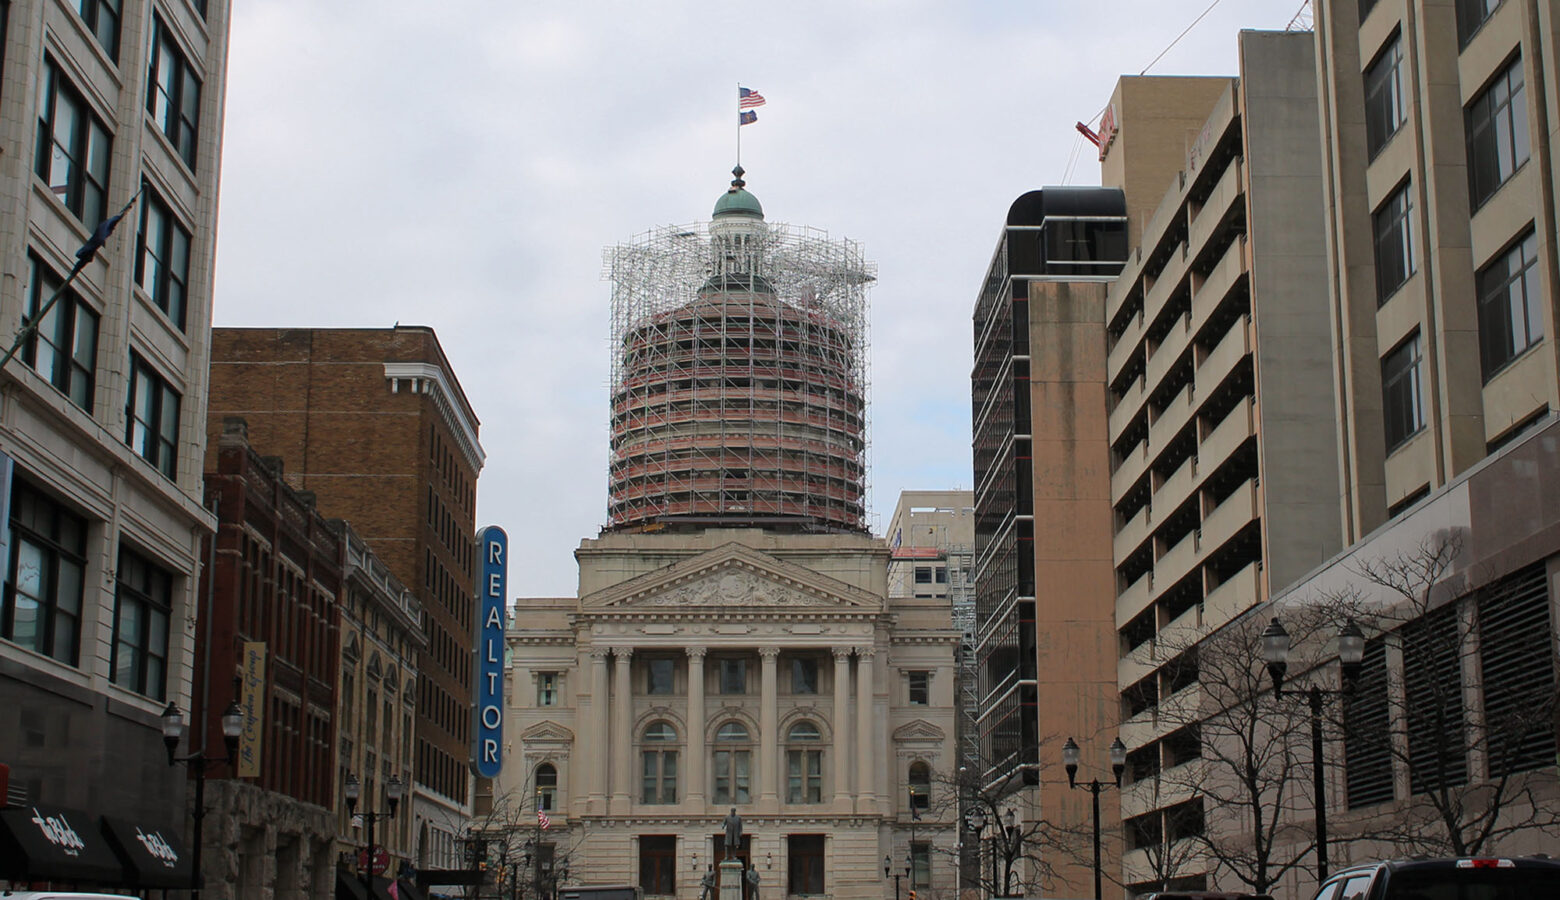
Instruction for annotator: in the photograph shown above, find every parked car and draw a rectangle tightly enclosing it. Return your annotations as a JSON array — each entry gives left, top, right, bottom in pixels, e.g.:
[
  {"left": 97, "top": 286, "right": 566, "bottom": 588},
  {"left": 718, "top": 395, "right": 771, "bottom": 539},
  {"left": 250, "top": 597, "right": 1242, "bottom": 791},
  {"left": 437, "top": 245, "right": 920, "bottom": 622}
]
[
  {"left": 1311, "top": 857, "right": 1560, "bottom": 900},
  {"left": 1135, "top": 893, "right": 1273, "bottom": 900}
]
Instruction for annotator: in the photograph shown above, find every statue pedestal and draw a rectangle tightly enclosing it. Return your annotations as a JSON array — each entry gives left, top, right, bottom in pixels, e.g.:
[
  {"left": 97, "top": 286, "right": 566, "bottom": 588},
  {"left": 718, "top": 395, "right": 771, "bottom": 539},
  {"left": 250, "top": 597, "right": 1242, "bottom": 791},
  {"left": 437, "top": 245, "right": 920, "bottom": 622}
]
[{"left": 719, "top": 861, "right": 745, "bottom": 900}]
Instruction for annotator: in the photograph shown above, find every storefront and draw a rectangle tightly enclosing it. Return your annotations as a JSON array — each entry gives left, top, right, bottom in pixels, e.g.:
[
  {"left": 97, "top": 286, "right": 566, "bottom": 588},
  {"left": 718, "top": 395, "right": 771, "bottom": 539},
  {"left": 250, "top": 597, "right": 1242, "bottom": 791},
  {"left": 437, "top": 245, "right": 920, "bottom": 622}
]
[
  {"left": 101, "top": 815, "right": 193, "bottom": 890},
  {"left": 0, "top": 803, "right": 192, "bottom": 894}
]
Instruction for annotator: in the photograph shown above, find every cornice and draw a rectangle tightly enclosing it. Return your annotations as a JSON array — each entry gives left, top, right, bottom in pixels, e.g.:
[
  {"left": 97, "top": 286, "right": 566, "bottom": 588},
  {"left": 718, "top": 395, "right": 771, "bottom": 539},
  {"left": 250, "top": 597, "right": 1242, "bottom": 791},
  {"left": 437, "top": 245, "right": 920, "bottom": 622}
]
[{"left": 383, "top": 362, "right": 486, "bottom": 471}]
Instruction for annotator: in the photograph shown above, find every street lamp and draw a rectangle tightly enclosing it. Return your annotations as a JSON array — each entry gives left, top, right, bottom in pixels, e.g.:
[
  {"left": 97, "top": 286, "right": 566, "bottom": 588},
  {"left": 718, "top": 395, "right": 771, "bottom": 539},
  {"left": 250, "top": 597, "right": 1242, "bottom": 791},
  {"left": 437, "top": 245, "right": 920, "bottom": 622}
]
[
  {"left": 884, "top": 852, "right": 911, "bottom": 900},
  {"left": 345, "top": 772, "right": 404, "bottom": 898},
  {"left": 965, "top": 806, "right": 992, "bottom": 898},
  {"left": 1260, "top": 617, "right": 1365, "bottom": 882},
  {"left": 161, "top": 698, "right": 243, "bottom": 900},
  {"left": 1063, "top": 735, "right": 1127, "bottom": 900}
]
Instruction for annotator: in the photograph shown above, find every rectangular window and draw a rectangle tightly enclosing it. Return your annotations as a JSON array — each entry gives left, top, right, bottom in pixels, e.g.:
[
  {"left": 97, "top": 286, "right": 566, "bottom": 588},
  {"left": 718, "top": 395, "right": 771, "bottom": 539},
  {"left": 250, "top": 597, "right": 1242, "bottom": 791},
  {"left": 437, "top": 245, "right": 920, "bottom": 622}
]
[
  {"left": 914, "top": 566, "right": 933, "bottom": 584},
  {"left": 112, "top": 546, "right": 173, "bottom": 700},
  {"left": 791, "top": 657, "right": 818, "bottom": 694},
  {"left": 3, "top": 478, "right": 89, "bottom": 666},
  {"left": 786, "top": 749, "right": 822, "bottom": 803},
  {"left": 787, "top": 835, "right": 825, "bottom": 895},
  {"left": 1364, "top": 34, "right": 1406, "bottom": 158},
  {"left": 24, "top": 253, "right": 98, "bottom": 412},
  {"left": 1477, "top": 564, "right": 1556, "bottom": 776},
  {"left": 638, "top": 835, "right": 676, "bottom": 896},
  {"left": 125, "top": 353, "right": 181, "bottom": 478},
  {"left": 908, "top": 671, "right": 930, "bottom": 705},
  {"left": 136, "top": 183, "right": 192, "bottom": 329},
  {"left": 1404, "top": 604, "right": 1469, "bottom": 795},
  {"left": 35, "top": 56, "right": 110, "bottom": 227},
  {"left": 934, "top": 566, "right": 947, "bottom": 584},
  {"left": 911, "top": 842, "right": 931, "bottom": 888},
  {"left": 1465, "top": 57, "right": 1529, "bottom": 210},
  {"left": 1381, "top": 332, "right": 1425, "bottom": 451},
  {"left": 147, "top": 15, "right": 200, "bottom": 169},
  {"left": 1456, "top": 0, "right": 1501, "bottom": 46},
  {"left": 641, "top": 750, "right": 678, "bottom": 804},
  {"left": 719, "top": 658, "right": 746, "bottom": 694},
  {"left": 75, "top": 0, "right": 120, "bottom": 60},
  {"left": 1373, "top": 182, "right": 1415, "bottom": 303},
  {"left": 646, "top": 658, "right": 674, "bottom": 695},
  {"left": 1476, "top": 231, "right": 1542, "bottom": 379},
  {"left": 712, "top": 750, "right": 750, "bottom": 804}
]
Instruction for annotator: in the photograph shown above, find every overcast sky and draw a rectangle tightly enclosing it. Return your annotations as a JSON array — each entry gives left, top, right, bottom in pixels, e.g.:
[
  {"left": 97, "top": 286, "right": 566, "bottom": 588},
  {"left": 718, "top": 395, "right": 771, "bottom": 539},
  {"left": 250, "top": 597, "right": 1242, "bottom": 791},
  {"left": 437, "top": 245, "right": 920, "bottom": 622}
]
[{"left": 213, "top": 0, "right": 1309, "bottom": 596}]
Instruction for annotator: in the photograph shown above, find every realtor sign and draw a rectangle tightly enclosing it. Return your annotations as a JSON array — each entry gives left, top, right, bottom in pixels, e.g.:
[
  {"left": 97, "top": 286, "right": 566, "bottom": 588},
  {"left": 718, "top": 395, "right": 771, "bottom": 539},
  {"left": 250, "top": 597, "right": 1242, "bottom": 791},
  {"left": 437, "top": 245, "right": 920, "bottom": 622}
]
[{"left": 473, "top": 525, "right": 507, "bottom": 778}]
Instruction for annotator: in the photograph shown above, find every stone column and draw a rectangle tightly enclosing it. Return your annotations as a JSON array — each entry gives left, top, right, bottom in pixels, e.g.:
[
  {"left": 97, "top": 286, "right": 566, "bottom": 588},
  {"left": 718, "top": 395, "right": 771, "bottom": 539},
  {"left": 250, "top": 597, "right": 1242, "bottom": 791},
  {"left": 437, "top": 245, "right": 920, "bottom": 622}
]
[
  {"left": 759, "top": 646, "right": 780, "bottom": 810},
  {"left": 686, "top": 646, "right": 708, "bottom": 808},
  {"left": 855, "top": 646, "right": 876, "bottom": 810},
  {"left": 612, "top": 646, "right": 635, "bottom": 813},
  {"left": 832, "top": 646, "right": 853, "bottom": 809},
  {"left": 590, "top": 647, "right": 610, "bottom": 811}
]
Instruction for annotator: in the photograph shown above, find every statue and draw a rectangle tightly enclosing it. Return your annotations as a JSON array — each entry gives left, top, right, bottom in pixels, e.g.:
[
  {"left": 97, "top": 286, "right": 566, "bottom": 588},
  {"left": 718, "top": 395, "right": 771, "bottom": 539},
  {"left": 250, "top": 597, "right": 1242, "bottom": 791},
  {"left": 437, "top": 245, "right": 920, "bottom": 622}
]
[
  {"left": 722, "top": 808, "right": 743, "bottom": 859},
  {"left": 699, "top": 866, "right": 716, "bottom": 900},
  {"left": 744, "top": 865, "right": 761, "bottom": 900}
]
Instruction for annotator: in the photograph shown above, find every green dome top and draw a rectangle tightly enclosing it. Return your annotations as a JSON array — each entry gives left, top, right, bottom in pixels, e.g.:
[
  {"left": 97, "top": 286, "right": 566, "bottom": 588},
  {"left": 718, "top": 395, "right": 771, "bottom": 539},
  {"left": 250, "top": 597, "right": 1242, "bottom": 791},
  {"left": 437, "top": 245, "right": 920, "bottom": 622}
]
[{"left": 713, "top": 166, "right": 764, "bottom": 220}]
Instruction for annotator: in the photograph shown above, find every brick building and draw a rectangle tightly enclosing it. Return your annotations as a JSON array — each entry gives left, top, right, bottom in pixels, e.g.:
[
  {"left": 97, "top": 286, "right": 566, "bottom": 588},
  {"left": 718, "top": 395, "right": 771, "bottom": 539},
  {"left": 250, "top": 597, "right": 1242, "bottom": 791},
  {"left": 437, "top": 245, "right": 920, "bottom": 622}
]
[
  {"left": 205, "top": 326, "right": 484, "bottom": 871},
  {"left": 194, "top": 417, "right": 343, "bottom": 900}
]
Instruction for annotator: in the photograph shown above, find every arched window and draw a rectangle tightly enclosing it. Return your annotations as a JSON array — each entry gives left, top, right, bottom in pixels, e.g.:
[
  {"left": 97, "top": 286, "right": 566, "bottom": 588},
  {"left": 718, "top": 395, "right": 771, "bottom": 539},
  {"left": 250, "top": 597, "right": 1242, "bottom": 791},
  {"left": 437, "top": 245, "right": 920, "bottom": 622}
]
[
  {"left": 713, "top": 721, "right": 751, "bottom": 804},
  {"left": 535, "top": 763, "right": 557, "bottom": 811},
  {"left": 786, "top": 721, "right": 823, "bottom": 804},
  {"left": 642, "top": 721, "right": 678, "bottom": 804},
  {"left": 908, "top": 761, "right": 931, "bottom": 813}
]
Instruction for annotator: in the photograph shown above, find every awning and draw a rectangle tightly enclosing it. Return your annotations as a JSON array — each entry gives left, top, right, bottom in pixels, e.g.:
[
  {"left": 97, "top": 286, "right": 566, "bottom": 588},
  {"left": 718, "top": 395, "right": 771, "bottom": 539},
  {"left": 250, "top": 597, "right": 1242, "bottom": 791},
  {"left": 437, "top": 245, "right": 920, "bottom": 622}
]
[
  {"left": 100, "top": 815, "right": 193, "bottom": 888},
  {"left": 0, "top": 803, "right": 125, "bottom": 884},
  {"left": 395, "top": 876, "right": 429, "bottom": 900},
  {"left": 337, "top": 870, "right": 398, "bottom": 900}
]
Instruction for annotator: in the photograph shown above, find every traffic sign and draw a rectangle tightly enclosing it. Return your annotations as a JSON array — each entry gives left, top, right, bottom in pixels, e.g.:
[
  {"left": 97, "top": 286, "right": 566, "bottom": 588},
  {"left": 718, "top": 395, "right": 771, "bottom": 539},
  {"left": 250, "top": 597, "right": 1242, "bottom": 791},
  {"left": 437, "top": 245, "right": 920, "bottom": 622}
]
[{"left": 358, "top": 846, "right": 390, "bottom": 875}]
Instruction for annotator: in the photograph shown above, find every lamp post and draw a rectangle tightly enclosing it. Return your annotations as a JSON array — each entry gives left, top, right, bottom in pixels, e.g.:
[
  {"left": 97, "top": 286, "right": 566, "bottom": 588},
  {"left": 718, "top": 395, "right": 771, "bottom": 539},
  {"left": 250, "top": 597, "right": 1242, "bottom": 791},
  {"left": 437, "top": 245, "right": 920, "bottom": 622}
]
[
  {"left": 965, "top": 807, "right": 991, "bottom": 898},
  {"left": 161, "top": 699, "right": 242, "bottom": 900},
  {"left": 345, "top": 772, "right": 404, "bottom": 898},
  {"left": 1260, "top": 617, "right": 1365, "bottom": 883},
  {"left": 1063, "top": 735, "right": 1126, "bottom": 900},
  {"left": 883, "top": 852, "right": 910, "bottom": 900}
]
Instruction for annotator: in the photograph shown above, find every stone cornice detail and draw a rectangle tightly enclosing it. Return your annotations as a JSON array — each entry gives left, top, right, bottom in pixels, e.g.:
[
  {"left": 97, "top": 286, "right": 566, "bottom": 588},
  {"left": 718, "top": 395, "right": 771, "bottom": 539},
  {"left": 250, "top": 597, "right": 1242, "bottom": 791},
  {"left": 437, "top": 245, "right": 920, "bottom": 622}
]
[
  {"left": 582, "top": 543, "right": 882, "bottom": 612},
  {"left": 383, "top": 362, "right": 486, "bottom": 471}
]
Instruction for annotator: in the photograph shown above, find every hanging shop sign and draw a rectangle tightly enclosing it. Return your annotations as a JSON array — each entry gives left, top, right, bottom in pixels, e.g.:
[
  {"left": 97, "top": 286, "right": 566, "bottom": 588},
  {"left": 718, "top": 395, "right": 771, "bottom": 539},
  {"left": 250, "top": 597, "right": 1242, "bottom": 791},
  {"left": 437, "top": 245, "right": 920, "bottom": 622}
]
[{"left": 238, "top": 641, "right": 267, "bottom": 777}]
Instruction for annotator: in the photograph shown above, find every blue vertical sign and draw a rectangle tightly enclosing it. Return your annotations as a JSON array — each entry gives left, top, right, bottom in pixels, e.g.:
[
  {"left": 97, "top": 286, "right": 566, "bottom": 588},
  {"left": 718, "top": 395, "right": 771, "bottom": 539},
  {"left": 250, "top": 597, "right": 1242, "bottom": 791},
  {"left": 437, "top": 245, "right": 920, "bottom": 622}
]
[{"left": 473, "top": 525, "right": 507, "bottom": 778}]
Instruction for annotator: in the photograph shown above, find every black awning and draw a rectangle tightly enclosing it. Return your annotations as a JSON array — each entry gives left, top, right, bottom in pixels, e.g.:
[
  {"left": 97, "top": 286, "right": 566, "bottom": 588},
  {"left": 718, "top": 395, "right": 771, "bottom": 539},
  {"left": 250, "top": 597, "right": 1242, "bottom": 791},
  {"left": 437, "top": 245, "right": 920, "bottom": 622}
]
[
  {"left": 395, "top": 876, "right": 429, "bottom": 900},
  {"left": 337, "top": 870, "right": 397, "bottom": 900},
  {"left": 0, "top": 803, "right": 125, "bottom": 884},
  {"left": 100, "top": 814, "right": 193, "bottom": 888}
]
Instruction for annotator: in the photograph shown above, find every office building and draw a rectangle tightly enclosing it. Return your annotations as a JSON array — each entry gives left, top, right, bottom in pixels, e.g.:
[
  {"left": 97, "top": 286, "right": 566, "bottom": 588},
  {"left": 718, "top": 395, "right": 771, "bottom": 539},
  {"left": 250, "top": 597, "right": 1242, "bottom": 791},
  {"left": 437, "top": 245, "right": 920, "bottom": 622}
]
[{"left": 0, "top": 0, "right": 231, "bottom": 890}]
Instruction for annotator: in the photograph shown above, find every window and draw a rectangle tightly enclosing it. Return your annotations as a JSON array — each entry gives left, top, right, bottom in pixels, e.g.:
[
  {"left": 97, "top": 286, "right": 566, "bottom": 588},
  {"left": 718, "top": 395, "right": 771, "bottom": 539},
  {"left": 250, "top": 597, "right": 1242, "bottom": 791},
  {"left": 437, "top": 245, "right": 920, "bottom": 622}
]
[
  {"left": 535, "top": 763, "right": 557, "bottom": 811},
  {"left": 3, "top": 478, "right": 88, "bottom": 665},
  {"left": 910, "top": 842, "right": 931, "bottom": 888},
  {"left": 934, "top": 566, "right": 947, "bottom": 584},
  {"left": 137, "top": 184, "right": 192, "bottom": 329},
  {"left": 1381, "top": 332, "right": 1425, "bottom": 451},
  {"left": 719, "top": 658, "right": 746, "bottom": 694},
  {"left": 126, "top": 354, "right": 181, "bottom": 477},
  {"left": 639, "top": 835, "right": 676, "bottom": 896},
  {"left": 112, "top": 546, "right": 172, "bottom": 700},
  {"left": 24, "top": 253, "right": 98, "bottom": 412},
  {"left": 786, "top": 722, "right": 822, "bottom": 804},
  {"left": 908, "top": 671, "right": 930, "bottom": 705},
  {"left": 35, "top": 57, "right": 110, "bottom": 227},
  {"left": 713, "top": 722, "right": 751, "bottom": 804},
  {"left": 641, "top": 722, "right": 678, "bottom": 804},
  {"left": 791, "top": 657, "right": 817, "bottom": 694},
  {"left": 914, "top": 566, "right": 932, "bottom": 584},
  {"left": 646, "top": 658, "right": 674, "bottom": 695},
  {"left": 1373, "top": 182, "right": 1415, "bottom": 302},
  {"left": 536, "top": 672, "right": 558, "bottom": 706},
  {"left": 1403, "top": 605, "right": 1468, "bottom": 794},
  {"left": 1456, "top": 0, "right": 1501, "bottom": 46},
  {"left": 788, "top": 835, "right": 825, "bottom": 895},
  {"left": 1465, "top": 57, "right": 1529, "bottom": 210},
  {"left": 1476, "top": 564, "right": 1555, "bottom": 776},
  {"left": 76, "top": 0, "right": 119, "bottom": 60},
  {"left": 908, "top": 761, "right": 931, "bottom": 814},
  {"left": 1477, "top": 231, "right": 1542, "bottom": 379},
  {"left": 1363, "top": 34, "right": 1406, "bottom": 158},
  {"left": 147, "top": 16, "right": 200, "bottom": 169},
  {"left": 1345, "top": 639, "right": 1392, "bottom": 809}
]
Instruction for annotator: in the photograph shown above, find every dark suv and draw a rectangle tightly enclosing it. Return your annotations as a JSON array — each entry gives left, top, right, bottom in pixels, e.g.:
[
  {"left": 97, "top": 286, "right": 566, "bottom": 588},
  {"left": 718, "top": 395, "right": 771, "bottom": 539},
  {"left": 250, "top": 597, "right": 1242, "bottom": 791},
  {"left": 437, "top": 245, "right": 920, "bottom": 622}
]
[{"left": 1311, "top": 857, "right": 1560, "bottom": 900}]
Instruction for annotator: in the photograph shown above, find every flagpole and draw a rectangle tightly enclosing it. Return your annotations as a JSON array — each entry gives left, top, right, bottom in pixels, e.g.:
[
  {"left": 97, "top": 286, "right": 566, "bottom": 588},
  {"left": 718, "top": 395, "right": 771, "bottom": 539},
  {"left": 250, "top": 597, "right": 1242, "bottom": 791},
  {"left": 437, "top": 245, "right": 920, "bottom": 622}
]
[{"left": 735, "top": 83, "right": 742, "bottom": 169}]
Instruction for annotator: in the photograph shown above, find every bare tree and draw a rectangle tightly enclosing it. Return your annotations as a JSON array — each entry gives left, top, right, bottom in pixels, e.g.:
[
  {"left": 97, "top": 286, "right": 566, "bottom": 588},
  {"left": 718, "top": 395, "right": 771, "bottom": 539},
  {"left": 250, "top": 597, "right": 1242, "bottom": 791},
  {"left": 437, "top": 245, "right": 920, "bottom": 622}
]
[
  {"left": 1331, "top": 534, "right": 1560, "bottom": 857},
  {"left": 933, "top": 759, "right": 1075, "bottom": 897},
  {"left": 464, "top": 777, "right": 582, "bottom": 900}
]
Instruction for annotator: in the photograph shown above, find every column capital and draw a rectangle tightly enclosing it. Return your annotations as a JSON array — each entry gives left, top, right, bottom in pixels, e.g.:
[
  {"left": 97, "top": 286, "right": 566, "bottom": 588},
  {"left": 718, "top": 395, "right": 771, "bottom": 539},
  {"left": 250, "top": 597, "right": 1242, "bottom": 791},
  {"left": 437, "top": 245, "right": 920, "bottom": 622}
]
[
  {"left": 831, "top": 646, "right": 853, "bottom": 663},
  {"left": 855, "top": 646, "right": 876, "bottom": 660},
  {"left": 686, "top": 646, "right": 708, "bottom": 660},
  {"left": 612, "top": 646, "right": 634, "bottom": 660},
  {"left": 589, "top": 647, "right": 611, "bottom": 662},
  {"left": 759, "top": 646, "right": 781, "bottom": 660}
]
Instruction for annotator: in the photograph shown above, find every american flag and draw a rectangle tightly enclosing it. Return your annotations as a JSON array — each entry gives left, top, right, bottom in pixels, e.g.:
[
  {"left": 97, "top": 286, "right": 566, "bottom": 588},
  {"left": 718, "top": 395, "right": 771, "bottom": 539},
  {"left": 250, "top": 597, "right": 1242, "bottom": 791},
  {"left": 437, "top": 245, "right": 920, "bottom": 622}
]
[
  {"left": 739, "top": 87, "right": 766, "bottom": 109},
  {"left": 537, "top": 810, "right": 551, "bottom": 830}
]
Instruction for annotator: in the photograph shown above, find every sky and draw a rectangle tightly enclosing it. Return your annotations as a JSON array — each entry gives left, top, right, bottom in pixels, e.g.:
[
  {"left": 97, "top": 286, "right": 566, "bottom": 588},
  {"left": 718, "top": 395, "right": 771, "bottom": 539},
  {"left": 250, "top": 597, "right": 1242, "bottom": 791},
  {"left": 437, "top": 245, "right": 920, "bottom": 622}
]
[{"left": 214, "top": 0, "right": 1310, "bottom": 596}]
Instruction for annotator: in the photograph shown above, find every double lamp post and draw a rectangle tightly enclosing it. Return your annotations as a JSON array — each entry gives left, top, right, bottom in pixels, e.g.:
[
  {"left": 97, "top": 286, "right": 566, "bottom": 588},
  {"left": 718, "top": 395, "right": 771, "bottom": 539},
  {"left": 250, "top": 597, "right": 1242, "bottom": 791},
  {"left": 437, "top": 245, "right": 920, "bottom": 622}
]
[
  {"left": 161, "top": 698, "right": 245, "bottom": 900},
  {"left": 883, "top": 851, "right": 911, "bottom": 900},
  {"left": 963, "top": 806, "right": 1019, "bottom": 898},
  {"left": 1063, "top": 736, "right": 1126, "bottom": 900},
  {"left": 345, "top": 772, "right": 404, "bottom": 897}
]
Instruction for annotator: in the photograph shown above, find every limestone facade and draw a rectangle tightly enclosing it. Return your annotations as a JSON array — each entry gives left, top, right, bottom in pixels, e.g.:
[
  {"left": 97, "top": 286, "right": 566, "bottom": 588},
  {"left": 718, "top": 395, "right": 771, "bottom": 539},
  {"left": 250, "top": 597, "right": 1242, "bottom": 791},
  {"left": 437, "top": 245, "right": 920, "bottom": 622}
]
[{"left": 500, "top": 528, "right": 960, "bottom": 900}]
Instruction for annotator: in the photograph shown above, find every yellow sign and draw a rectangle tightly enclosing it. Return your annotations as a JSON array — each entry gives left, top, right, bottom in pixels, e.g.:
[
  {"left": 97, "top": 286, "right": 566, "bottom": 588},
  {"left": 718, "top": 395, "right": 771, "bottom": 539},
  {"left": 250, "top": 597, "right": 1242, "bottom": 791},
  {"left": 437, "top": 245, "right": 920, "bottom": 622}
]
[{"left": 238, "top": 642, "right": 266, "bottom": 777}]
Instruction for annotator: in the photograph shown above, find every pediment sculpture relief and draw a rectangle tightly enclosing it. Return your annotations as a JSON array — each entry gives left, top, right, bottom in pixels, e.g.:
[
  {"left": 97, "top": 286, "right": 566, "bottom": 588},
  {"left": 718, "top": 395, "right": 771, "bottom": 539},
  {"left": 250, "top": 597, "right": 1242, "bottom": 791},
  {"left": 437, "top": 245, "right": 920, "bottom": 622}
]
[{"left": 649, "top": 568, "right": 829, "bottom": 607}]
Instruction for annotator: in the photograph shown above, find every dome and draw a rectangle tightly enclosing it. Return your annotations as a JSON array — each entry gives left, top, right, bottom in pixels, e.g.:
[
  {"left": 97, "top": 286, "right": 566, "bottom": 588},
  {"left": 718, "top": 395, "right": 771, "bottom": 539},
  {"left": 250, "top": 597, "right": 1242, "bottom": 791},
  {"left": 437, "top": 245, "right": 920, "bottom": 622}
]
[{"left": 712, "top": 166, "right": 764, "bottom": 220}]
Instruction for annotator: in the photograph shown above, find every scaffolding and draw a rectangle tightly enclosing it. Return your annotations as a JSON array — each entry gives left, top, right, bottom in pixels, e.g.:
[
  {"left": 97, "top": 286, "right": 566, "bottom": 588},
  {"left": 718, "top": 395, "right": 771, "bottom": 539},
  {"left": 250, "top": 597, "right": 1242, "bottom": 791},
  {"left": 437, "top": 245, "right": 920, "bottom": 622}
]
[{"left": 604, "top": 218, "right": 875, "bottom": 533}]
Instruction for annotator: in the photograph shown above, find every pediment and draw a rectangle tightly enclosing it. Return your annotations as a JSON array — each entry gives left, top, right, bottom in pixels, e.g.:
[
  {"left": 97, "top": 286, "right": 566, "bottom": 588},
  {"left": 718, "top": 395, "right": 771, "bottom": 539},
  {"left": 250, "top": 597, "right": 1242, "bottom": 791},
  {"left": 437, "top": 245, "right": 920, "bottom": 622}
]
[
  {"left": 520, "top": 721, "right": 575, "bottom": 743},
  {"left": 893, "top": 719, "right": 946, "bottom": 742},
  {"left": 583, "top": 543, "right": 880, "bottom": 612}
]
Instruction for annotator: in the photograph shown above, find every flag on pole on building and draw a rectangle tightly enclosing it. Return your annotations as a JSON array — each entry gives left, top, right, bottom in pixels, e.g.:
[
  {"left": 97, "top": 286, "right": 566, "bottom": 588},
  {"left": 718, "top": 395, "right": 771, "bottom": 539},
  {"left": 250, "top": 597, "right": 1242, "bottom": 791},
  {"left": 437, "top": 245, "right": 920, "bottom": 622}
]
[
  {"left": 739, "top": 87, "right": 766, "bottom": 108},
  {"left": 538, "top": 809, "right": 551, "bottom": 830},
  {"left": 739, "top": 110, "right": 757, "bottom": 126}
]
